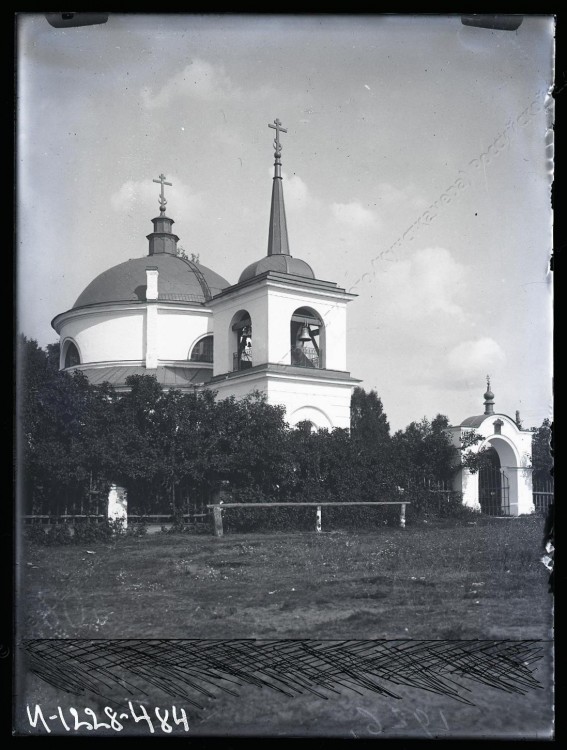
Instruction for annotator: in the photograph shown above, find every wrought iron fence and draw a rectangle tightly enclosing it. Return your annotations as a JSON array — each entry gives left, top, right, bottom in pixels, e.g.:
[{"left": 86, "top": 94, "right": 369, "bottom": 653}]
[
  {"left": 233, "top": 348, "right": 253, "bottom": 371},
  {"left": 291, "top": 346, "right": 321, "bottom": 368},
  {"left": 533, "top": 478, "right": 554, "bottom": 513}
]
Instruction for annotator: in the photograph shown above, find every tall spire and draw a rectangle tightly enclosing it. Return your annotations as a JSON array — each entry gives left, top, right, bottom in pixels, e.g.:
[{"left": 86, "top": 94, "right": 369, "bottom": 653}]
[
  {"left": 483, "top": 375, "right": 495, "bottom": 415},
  {"left": 267, "top": 118, "right": 290, "bottom": 256}
]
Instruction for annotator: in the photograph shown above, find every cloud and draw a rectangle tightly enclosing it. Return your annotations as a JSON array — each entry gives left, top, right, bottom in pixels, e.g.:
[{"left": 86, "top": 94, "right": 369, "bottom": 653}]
[
  {"left": 375, "top": 246, "right": 467, "bottom": 320},
  {"left": 141, "top": 58, "right": 238, "bottom": 109},
  {"left": 373, "top": 182, "right": 428, "bottom": 211},
  {"left": 446, "top": 337, "right": 506, "bottom": 383},
  {"left": 282, "top": 173, "right": 312, "bottom": 212},
  {"left": 110, "top": 177, "right": 203, "bottom": 216},
  {"left": 331, "top": 201, "right": 378, "bottom": 228}
]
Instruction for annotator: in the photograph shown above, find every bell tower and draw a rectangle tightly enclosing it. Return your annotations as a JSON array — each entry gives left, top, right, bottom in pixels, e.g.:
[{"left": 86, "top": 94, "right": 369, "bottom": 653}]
[{"left": 209, "top": 119, "right": 360, "bottom": 429}]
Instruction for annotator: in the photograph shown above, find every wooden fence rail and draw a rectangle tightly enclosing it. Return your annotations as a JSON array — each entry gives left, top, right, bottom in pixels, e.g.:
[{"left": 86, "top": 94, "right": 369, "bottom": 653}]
[{"left": 206, "top": 501, "right": 410, "bottom": 537}]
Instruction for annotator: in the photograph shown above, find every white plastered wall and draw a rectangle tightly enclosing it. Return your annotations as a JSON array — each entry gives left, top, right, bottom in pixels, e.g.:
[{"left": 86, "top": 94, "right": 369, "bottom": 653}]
[
  {"left": 449, "top": 415, "right": 534, "bottom": 515},
  {"left": 210, "top": 371, "right": 353, "bottom": 429},
  {"left": 210, "top": 279, "right": 351, "bottom": 377},
  {"left": 57, "top": 304, "right": 213, "bottom": 368}
]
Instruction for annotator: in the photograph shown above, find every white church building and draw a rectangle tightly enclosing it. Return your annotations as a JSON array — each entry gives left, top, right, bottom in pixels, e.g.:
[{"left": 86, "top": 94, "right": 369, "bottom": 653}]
[
  {"left": 51, "top": 118, "right": 535, "bottom": 516},
  {"left": 51, "top": 119, "right": 360, "bottom": 430}
]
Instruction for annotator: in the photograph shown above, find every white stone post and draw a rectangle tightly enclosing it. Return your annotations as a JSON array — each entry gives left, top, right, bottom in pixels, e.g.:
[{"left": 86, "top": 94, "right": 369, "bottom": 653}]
[
  {"left": 107, "top": 484, "right": 127, "bottom": 531},
  {"left": 399, "top": 503, "right": 406, "bottom": 529}
]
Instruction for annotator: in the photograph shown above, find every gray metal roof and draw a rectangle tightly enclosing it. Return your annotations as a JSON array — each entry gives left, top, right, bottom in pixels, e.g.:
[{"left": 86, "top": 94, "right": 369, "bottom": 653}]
[
  {"left": 73, "top": 254, "right": 230, "bottom": 309},
  {"left": 459, "top": 413, "right": 522, "bottom": 428},
  {"left": 239, "top": 254, "right": 315, "bottom": 283},
  {"left": 79, "top": 365, "right": 213, "bottom": 388}
]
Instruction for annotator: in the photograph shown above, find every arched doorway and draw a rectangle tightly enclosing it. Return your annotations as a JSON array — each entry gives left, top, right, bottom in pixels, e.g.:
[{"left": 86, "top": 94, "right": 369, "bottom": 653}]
[{"left": 478, "top": 447, "right": 510, "bottom": 516}]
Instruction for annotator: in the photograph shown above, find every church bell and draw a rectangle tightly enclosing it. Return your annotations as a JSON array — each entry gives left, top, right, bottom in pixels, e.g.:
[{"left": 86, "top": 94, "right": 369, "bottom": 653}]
[{"left": 298, "top": 323, "right": 311, "bottom": 342}]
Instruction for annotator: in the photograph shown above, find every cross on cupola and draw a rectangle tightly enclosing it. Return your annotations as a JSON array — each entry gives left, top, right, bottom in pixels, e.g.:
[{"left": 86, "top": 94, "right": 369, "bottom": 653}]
[
  {"left": 153, "top": 173, "right": 172, "bottom": 216},
  {"left": 147, "top": 173, "right": 180, "bottom": 257}
]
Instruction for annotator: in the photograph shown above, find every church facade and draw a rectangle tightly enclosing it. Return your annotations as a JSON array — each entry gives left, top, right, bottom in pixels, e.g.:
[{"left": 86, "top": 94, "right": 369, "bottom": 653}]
[{"left": 51, "top": 120, "right": 360, "bottom": 429}]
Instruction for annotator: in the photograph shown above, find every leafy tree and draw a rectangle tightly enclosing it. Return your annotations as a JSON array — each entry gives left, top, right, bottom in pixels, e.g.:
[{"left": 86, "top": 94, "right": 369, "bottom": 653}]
[
  {"left": 349, "top": 387, "right": 394, "bottom": 500},
  {"left": 531, "top": 419, "right": 553, "bottom": 482},
  {"left": 17, "top": 335, "right": 97, "bottom": 514},
  {"left": 210, "top": 391, "right": 290, "bottom": 498},
  {"left": 391, "top": 414, "right": 456, "bottom": 486}
]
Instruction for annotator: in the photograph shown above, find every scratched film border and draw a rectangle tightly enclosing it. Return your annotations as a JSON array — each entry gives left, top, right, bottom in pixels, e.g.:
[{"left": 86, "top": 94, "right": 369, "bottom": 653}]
[{"left": 20, "top": 638, "right": 548, "bottom": 710}]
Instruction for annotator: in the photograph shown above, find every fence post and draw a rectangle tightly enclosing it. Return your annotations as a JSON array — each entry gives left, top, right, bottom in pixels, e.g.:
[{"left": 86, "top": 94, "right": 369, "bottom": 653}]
[
  {"left": 400, "top": 503, "right": 406, "bottom": 529},
  {"left": 315, "top": 505, "right": 322, "bottom": 533},
  {"left": 213, "top": 505, "right": 223, "bottom": 537}
]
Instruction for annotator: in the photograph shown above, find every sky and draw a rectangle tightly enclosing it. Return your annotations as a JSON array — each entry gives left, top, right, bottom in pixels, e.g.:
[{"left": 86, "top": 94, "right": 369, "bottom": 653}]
[{"left": 16, "top": 13, "right": 555, "bottom": 432}]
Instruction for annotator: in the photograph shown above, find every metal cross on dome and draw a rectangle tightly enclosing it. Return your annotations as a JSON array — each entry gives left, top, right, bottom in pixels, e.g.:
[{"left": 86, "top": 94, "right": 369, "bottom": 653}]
[{"left": 153, "top": 173, "right": 172, "bottom": 215}]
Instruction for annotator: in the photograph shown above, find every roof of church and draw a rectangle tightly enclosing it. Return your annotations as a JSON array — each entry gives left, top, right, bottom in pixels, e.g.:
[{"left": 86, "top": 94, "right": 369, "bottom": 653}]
[
  {"left": 239, "top": 254, "right": 315, "bottom": 283},
  {"left": 460, "top": 415, "right": 491, "bottom": 428},
  {"left": 459, "top": 413, "right": 522, "bottom": 429},
  {"left": 73, "top": 254, "right": 230, "bottom": 309},
  {"left": 457, "top": 381, "right": 527, "bottom": 430},
  {"left": 79, "top": 364, "right": 213, "bottom": 388}
]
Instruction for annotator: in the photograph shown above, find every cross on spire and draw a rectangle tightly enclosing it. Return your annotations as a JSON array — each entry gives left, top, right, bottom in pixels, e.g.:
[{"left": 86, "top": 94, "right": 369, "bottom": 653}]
[
  {"left": 268, "top": 118, "right": 287, "bottom": 156},
  {"left": 153, "top": 173, "right": 172, "bottom": 215}
]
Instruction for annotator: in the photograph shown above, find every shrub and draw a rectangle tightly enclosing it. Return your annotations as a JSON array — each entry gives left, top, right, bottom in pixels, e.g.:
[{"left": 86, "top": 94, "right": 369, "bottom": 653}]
[
  {"left": 73, "top": 521, "right": 113, "bottom": 544},
  {"left": 45, "top": 524, "right": 73, "bottom": 546},
  {"left": 126, "top": 521, "right": 148, "bottom": 537},
  {"left": 25, "top": 524, "right": 48, "bottom": 545}
]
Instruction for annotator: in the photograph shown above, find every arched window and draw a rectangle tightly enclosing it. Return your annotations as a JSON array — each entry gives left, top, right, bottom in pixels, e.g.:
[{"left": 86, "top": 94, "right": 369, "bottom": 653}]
[
  {"left": 290, "top": 307, "right": 324, "bottom": 369},
  {"left": 189, "top": 335, "right": 213, "bottom": 363},
  {"left": 231, "top": 311, "right": 252, "bottom": 371},
  {"left": 64, "top": 342, "right": 80, "bottom": 368}
]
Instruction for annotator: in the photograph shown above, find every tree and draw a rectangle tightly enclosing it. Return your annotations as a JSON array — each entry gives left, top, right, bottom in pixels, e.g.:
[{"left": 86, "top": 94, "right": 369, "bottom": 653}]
[
  {"left": 17, "top": 335, "right": 100, "bottom": 514},
  {"left": 391, "top": 414, "right": 457, "bottom": 486},
  {"left": 209, "top": 391, "right": 290, "bottom": 499},
  {"left": 350, "top": 387, "right": 390, "bottom": 446},
  {"left": 531, "top": 419, "right": 553, "bottom": 482},
  {"left": 349, "top": 387, "right": 394, "bottom": 500}
]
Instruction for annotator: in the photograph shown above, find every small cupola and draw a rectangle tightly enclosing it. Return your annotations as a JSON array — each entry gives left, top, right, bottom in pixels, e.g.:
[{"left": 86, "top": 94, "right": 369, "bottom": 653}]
[{"left": 147, "top": 173, "right": 180, "bottom": 256}]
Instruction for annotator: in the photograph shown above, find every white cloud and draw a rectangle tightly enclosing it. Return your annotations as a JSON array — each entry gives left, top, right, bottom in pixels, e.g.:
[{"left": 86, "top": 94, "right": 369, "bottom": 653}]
[
  {"left": 282, "top": 173, "right": 312, "bottom": 212},
  {"left": 331, "top": 201, "right": 378, "bottom": 228},
  {"left": 375, "top": 246, "right": 467, "bottom": 320},
  {"left": 110, "top": 177, "right": 203, "bottom": 216},
  {"left": 446, "top": 337, "right": 506, "bottom": 382},
  {"left": 141, "top": 58, "right": 238, "bottom": 109}
]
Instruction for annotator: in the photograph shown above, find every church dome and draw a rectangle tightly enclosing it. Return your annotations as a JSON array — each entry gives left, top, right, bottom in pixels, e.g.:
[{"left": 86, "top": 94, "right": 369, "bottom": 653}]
[
  {"left": 73, "top": 253, "right": 230, "bottom": 308},
  {"left": 239, "top": 254, "right": 315, "bottom": 283}
]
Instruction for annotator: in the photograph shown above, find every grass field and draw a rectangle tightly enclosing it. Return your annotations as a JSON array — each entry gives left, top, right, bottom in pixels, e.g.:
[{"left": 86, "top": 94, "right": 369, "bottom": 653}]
[
  {"left": 21, "top": 515, "right": 551, "bottom": 640},
  {"left": 16, "top": 515, "right": 554, "bottom": 738}
]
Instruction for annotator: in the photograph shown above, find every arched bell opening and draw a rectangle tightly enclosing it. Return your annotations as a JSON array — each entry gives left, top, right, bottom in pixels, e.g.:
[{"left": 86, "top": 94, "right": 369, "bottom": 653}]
[
  {"left": 290, "top": 306, "right": 325, "bottom": 369},
  {"left": 230, "top": 310, "right": 253, "bottom": 372}
]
